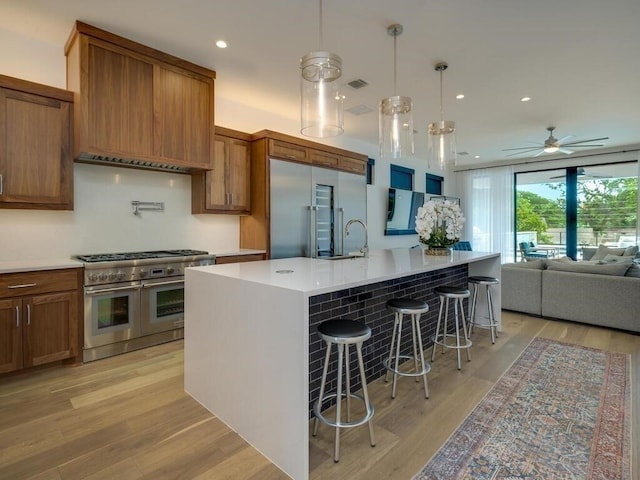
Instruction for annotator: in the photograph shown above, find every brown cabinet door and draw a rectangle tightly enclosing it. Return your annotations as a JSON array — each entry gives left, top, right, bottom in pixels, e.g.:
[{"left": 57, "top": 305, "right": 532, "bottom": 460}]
[
  {"left": 0, "top": 299, "right": 22, "bottom": 373},
  {"left": 22, "top": 291, "right": 78, "bottom": 368},
  {"left": 85, "top": 39, "right": 154, "bottom": 158},
  {"left": 227, "top": 138, "right": 251, "bottom": 212},
  {"left": 0, "top": 88, "right": 73, "bottom": 209},
  {"left": 197, "top": 135, "right": 250, "bottom": 214},
  {"left": 156, "top": 66, "right": 213, "bottom": 167}
]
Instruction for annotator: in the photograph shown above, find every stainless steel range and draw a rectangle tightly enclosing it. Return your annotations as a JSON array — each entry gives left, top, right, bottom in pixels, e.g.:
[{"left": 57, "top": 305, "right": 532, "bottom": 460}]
[{"left": 75, "top": 249, "right": 215, "bottom": 362}]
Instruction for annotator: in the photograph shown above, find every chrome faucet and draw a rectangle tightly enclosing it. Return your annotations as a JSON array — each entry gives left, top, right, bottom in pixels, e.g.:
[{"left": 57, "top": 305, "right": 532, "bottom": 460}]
[{"left": 345, "top": 218, "right": 369, "bottom": 257}]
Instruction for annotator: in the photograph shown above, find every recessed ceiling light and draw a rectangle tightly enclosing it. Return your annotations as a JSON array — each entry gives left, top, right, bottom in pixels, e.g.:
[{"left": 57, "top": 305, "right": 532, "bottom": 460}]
[
  {"left": 216, "top": 40, "right": 228, "bottom": 49},
  {"left": 520, "top": 96, "right": 531, "bottom": 102},
  {"left": 456, "top": 94, "right": 465, "bottom": 99},
  {"left": 474, "top": 155, "right": 480, "bottom": 159}
]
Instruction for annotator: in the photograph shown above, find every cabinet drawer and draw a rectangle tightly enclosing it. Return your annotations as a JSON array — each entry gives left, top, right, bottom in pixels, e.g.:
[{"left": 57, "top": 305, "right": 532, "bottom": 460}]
[
  {"left": 338, "top": 157, "right": 366, "bottom": 174},
  {"left": 310, "top": 151, "right": 340, "bottom": 168},
  {"left": 215, "top": 254, "right": 265, "bottom": 264},
  {"left": 268, "top": 139, "right": 309, "bottom": 163},
  {"left": 0, "top": 269, "right": 81, "bottom": 299}
]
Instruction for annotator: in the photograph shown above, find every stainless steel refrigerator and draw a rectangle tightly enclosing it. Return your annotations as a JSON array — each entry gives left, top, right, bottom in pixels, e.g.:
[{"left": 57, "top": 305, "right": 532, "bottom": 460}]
[{"left": 270, "top": 158, "right": 367, "bottom": 259}]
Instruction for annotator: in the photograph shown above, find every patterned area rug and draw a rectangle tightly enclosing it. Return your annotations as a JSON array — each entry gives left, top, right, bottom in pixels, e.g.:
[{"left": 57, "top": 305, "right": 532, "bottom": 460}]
[{"left": 413, "top": 337, "right": 631, "bottom": 480}]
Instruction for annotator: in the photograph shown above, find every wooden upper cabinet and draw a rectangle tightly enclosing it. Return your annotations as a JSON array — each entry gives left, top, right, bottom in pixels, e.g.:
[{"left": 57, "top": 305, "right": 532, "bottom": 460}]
[
  {"left": 192, "top": 127, "right": 251, "bottom": 214},
  {"left": 0, "top": 75, "right": 73, "bottom": 210},
  {"left": 65, "top": 21, "right": 215, "bottom": 172}
]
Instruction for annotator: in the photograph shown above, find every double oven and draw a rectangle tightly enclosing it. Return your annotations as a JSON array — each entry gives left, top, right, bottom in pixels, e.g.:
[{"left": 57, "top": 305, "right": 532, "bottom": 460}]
[{"left": 76, "top": 250, "right": 215, "bottom": 362}]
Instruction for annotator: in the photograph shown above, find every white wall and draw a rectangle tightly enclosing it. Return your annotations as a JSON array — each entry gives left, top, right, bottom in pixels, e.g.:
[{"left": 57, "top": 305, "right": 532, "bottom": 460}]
[{"left": 0, "top": 25, "right": 450, "bottom": 260}]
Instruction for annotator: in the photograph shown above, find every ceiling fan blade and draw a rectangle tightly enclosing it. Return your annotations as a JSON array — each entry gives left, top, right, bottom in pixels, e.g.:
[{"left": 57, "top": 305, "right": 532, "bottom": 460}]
[
  {"left": 563, "top": 144, "right": 606, "bottom": 148},
  {"left": 562, "top": 137, "right": 609, "bottom": 146},
  {"left": 557, "top": 135, "right": 574, "bottom": 143},
  {"left": 502, "top": 145, "right": 544, "bottom": 151},
  {"left": 558, "top": 147, "right": 574, "bottom": 154},
  {"left": 533, "top": 150, "right": 546, "bottom": 157},
  {"left": 505, "top": 148, "right": 542, "bottom": 157}
]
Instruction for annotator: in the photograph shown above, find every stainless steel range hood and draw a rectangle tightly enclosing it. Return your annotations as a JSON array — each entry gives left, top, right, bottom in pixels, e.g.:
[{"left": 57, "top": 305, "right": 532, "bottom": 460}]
[{"left": 76, "top": 153, "right": 196, "bottom": 174}]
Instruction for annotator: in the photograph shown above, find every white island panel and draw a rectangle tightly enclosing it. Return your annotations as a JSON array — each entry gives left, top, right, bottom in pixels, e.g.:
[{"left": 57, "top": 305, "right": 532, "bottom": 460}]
[{"left": 185, "top": 270, "right": 309, "bottom": 480}]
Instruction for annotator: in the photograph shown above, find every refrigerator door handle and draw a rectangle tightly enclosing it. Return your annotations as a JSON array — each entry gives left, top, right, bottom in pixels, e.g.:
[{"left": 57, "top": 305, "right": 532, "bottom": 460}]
[{"left": 308, "top": 205, "right": 318, "bottom": 258}]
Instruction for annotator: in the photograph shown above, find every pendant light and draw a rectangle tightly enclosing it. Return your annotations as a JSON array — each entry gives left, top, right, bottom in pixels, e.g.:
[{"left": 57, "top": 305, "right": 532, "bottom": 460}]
[
  {"left": 428, "top": 62, "right": 456, "bottom": 170},
  {"left": 300, "top": 0, "right": 343, "bottom": 138},
  {"left": 379, "top": 24, "right": 414, "bottom": 158}
]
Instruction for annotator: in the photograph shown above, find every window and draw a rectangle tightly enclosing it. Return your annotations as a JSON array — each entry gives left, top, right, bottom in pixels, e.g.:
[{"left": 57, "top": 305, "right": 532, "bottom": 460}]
[
  {"left": 426, "top": 173, "right": 443, "bottom": 195},
  {"left": 366, "top": 158, "right": 375, "bottom": 185},
  {"left": 515, "top": 162, "right": 638, "bottom": 260},
  {"left": 390, "top": 164, "right": 414, "bottom": 190}
]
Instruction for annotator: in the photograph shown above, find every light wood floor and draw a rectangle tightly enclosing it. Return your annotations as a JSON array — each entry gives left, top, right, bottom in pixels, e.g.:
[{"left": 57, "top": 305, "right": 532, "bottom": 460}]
[{"left": 1, "top": 312, "right": 638, "bottom": 480}]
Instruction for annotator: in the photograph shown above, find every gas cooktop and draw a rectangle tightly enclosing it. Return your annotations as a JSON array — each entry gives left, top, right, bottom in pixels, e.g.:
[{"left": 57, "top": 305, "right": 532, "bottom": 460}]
[{"left": 75, "top": 249, "right": 210, "bottom": 263}]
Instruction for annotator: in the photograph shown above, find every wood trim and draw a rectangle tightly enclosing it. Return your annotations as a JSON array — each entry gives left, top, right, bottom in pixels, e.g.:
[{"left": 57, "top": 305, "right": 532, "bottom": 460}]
[
  {"left": 214, "top": 126, "right": 252, "bottom": 142},
  {"left": 0, "top": 75, "right": 74, "bottom": 103},
  {"left": 215, "top": 254, "right": 265, "bottom": 264},
  {"left": 65, "top": 21, "right": 216, "bottom": 79}
]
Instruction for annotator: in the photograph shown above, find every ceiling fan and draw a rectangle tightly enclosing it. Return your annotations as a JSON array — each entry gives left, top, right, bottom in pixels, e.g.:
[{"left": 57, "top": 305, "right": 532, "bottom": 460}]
[
  {"left": 503, "top": 126, "right": 609, "bottom": 157},
  {"left": 548, "top": 167, "right": 612, "bottom": 180}
]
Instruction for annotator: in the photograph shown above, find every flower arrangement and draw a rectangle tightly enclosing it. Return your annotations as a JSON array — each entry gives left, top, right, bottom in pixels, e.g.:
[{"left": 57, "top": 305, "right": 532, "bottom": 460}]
[{"left": 415, "top": 200, "right": 465, "bottom": 249}]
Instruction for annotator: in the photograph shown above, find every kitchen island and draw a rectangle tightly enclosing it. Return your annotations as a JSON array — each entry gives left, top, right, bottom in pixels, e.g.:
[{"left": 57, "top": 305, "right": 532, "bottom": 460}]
[{"left": 184, "top": 248, "right": 500, "bottom": 480}]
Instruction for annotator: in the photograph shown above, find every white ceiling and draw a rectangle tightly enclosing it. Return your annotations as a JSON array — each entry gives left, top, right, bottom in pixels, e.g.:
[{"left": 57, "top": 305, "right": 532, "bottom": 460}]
[{"left": 2, "top": 0, "right": 640, "bottom": 165}]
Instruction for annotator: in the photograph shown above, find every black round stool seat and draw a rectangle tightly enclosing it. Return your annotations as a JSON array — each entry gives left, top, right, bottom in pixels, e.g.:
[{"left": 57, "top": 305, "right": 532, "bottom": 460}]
[
  {"left": 386, "top": 297, "right": 429, "bottom": 314},
  {"left": 468, "top": 275, "right": 499, "bottom": 284},
  {"left": 434, "top": 285, "right": 470, "bottom": 297},
  {"left": 317, "top": 320, "right": 371, "bottom": 344}
]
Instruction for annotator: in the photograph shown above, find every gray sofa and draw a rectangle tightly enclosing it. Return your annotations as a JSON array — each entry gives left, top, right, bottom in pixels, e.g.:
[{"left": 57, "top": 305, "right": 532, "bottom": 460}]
[{"left": 502, "top": 247, "right": 640, "bottom": 333}]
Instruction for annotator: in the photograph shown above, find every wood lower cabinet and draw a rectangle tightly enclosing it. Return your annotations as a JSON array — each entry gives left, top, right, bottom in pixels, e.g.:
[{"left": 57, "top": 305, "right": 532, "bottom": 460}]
[
  {"left": 215, "top": 253, "right": 265, "bottom": 264},
  {"left": 192, "top": 127, "right": 251, "bottom": 214},
  {"left": 65, "top": 21, "right": 216, "bottom": 172},
  {"left": 0, "top": 268, "right": 81, "bottom": 374},
  {"left": 0, "top": 75, "right": 73, "bottom": 210}
]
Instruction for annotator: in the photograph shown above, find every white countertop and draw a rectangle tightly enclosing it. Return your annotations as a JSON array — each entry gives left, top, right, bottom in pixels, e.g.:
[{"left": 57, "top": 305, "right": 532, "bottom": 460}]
[
  {"left": 189, "top": 248, "right": 499, "bottom": 295},
  {"left": 0, "top": 259, "right": 84, "bottom": 274}
]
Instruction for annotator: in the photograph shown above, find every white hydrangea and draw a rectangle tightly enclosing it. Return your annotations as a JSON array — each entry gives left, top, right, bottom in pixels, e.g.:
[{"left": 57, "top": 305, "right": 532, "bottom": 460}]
[{"left": 415, "top": 200, "right": 465, "bottom": 248}]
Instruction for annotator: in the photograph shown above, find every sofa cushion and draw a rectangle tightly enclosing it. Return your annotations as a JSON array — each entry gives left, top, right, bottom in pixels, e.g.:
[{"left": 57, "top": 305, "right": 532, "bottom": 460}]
[
  {"left": 599, "top": 254, "right": 634, "bottom": 265},
  {"left": 623, "top": 245, "right": 639, "bottom": 257},
  {"left": 590, "top": 245, "right": 626, "bottom": 260},
  {"left": 546, "top": 260, "right": 630, "bottom": 276},
  {"left": 625, "top": 262, "right": 640, "bottom": 278},
  {"left": 506, "top": 259, "right": 545, "bottom": 269}
]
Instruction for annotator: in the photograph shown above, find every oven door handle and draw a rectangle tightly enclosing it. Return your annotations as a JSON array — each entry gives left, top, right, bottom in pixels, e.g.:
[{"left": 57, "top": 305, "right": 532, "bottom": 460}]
[
  {"left": 85, "top": 285, "right": 142, "bottom": 295},
  {"left": 142, "top": 280, "right": 184, "bottom": 288}
]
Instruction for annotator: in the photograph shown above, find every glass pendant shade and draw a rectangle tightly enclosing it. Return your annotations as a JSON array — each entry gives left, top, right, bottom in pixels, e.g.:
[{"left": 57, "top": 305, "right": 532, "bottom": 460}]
[
  {"left": 428, "top": 120, "right": 456, "bottom": 170},
  {"left": 300, "top": 51, "right": 344, "bottom": 138},
  {"left": 379, "top": 95, "right": 414, "bottom": 158}
]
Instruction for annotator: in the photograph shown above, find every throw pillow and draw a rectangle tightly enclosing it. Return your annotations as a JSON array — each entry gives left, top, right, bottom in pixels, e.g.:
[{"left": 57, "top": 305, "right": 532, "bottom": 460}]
[
  {"left": 546, "top": 261, "right": 630, "bottom": 276},
  {"left": 625, "top": 262, "right": 640, "bottom": 278},
  {"left": 623, "top": 245, "right": 639, "bottom": 257},
  {"left": 590, "top": 245, "right": 626, "bottom": 261},
  {"left": 599, "top": 254, "right": 634, "bottom": 264}
]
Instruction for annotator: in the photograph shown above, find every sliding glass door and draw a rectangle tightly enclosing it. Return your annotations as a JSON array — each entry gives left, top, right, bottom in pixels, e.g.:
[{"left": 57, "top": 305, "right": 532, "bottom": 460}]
[{"left": 515, "top": 162, "right": 638, "bottom": 261}]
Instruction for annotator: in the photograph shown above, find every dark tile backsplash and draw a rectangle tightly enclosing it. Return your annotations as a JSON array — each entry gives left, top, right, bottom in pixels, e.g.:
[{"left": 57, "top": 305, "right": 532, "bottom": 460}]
[{"left": 308, "top": 264, "right": 468, "bottom": 417}]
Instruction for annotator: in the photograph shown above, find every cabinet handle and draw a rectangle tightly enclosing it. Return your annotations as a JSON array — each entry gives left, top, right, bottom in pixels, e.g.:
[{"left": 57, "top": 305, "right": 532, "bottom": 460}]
[
  {"left": 15, "top": 305, "right": 19, "bottom": 327},
  {"left": 27, "top": 304, "right": 31, "bottom": 326},
  {"left": 0, "top": 174, "right": 3, "bottom": 195},
  {"left": 8, "top": 283, "right": 37, "bottom": 289}
]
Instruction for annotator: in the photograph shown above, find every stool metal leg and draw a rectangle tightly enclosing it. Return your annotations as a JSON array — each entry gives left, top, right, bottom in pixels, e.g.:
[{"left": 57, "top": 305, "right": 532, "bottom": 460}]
[
  {"left": 411, "top": 314, "right": 420, "bottom": 382},
  {"left": 391, "top": 313, "right": 404, "bottom": 399},
  {"left": 345, "top": 344, "right": 351, "bottom": 422},
  {"left": 414, "top": 315, "right": 429, "bottom": 398},
  {"left": 431, "top": 298, "right": 445, "bottom": 361},
  {"left": 442, "top": 298, "right": 450, "bottom": 355},
  {"left": 454, "top": 298, "right": 462, "bottom": 370},
  {"left": 313, "top": 342, "right": 333, "bottom": 436},
  {"left": 486, "top": 286, "right": 497, "bottom": 343},
  {"left": 458, "top": 298, "right": 472, "bottom": 363},
  {"left": 334, "top": 343, "right": 344, "bottom": 462},
  {"left": 469, "top": 283, "right": 479, "bottom": 335},
  {"left": 385, "top": 312, "right": 399, "bottom": 383},
  {"left": 356, "top": 342, "right": 376, "bottom": 447}
]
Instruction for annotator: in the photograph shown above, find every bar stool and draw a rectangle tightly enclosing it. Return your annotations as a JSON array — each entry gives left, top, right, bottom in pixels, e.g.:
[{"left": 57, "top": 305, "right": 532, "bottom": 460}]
[
  {"left": 382, "top": 298, "right": 431, "bottom": 399},
  {"left": 312, "top": 319, "right": 375, "bottom": 463},
  {"left": 431, "top": 286, "right": 472, "bottom": 370},
  {"left": 468, "top": 276, "right": 500, "bottom": 344}
]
